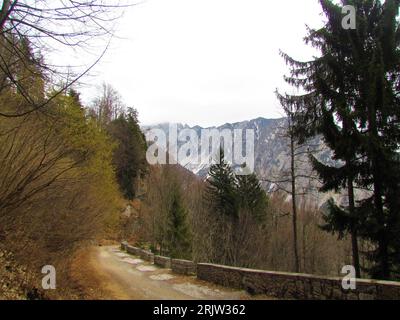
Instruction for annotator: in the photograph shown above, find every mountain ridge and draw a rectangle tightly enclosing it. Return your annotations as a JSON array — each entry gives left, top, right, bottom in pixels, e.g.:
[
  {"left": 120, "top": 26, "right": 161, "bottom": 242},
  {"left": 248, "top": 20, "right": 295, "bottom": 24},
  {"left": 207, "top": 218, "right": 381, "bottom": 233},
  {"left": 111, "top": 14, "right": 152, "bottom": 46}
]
[{"left": 143, "top": 117, "right": 353, "bottom": 207}]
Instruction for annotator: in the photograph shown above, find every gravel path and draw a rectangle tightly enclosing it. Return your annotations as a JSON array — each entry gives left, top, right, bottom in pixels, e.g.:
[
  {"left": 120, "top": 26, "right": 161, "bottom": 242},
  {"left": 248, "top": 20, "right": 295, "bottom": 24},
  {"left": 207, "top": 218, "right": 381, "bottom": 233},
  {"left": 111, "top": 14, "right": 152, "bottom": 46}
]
[{"left": 91, "top": 246, "right": 253, "bottom": 300}]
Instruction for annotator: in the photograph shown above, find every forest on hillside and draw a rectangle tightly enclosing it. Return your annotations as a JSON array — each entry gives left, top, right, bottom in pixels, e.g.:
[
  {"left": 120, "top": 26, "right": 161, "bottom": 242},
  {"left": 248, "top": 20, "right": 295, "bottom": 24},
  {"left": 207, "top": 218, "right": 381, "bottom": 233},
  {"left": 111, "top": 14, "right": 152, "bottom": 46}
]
[
  {"left": 130, "top": 0, "right": 400, "bottom": 283},
  {"left": 0, "top": 0, "right": 400, "bottom": 300}
]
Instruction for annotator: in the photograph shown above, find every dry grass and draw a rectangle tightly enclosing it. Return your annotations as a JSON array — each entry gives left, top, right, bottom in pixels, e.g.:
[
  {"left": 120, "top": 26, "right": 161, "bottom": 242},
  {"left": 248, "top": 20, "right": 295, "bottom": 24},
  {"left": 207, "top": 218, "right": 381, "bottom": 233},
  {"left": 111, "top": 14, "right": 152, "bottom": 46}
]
[{"left": 66, "top": 246, "right": 120, "bottom": 300}]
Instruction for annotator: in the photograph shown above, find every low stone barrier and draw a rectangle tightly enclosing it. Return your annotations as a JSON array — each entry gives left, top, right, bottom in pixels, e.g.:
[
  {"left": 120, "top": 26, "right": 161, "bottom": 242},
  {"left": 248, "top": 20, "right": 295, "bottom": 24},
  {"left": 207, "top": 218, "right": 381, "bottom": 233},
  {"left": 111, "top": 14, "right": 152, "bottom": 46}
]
[
  {"left": 120, "top": 242, "right": 128, "bottom": 251},
  {"left": 197, "top": 263, "right": 400, "bottom": 300},
  {"left": 139, "top": 249, "right": 155, "bottom": 263},
  {"left": 120, "top": 243, "right": 400, "bottom": 300},
  {"left": 126, "top": 245, "right": 140, "bottom": 256},
  {"left": 154, "top": 256, "right": 171, "bottom": 269},
  {"left": 171, "top": 259, "right": 197, "bottom": 276},
  {"left": 124, "top": 245, "right": 154, "bottom": 263}
]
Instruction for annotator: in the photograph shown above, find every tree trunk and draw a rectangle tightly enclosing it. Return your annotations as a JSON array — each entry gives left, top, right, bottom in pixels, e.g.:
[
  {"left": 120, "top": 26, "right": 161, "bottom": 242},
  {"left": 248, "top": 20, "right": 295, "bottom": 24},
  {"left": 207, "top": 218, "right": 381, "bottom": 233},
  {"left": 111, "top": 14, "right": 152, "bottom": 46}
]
[
  {"left": 291, "top": 134, "right": 300, "bottom": 273},
  {"left": 347, "top": 175, "right": 361, "bottom": 278},
  {"left": 367, "top": 94, "right": 390, "bottom": 280},
  {"left": 373, "top": 177, "right": 390, "bottom": 279}
]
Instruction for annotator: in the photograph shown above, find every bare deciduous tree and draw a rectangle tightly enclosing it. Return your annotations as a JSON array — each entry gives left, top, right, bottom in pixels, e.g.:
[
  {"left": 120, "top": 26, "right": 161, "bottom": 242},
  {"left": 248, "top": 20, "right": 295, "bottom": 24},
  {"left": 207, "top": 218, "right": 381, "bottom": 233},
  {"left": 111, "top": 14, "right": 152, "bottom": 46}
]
[
  {"left": 262, "top": 100, "right": 321, "bottom": 273},
  {"left": 0, "top": 0, "right": 137, "bottom": 117}
]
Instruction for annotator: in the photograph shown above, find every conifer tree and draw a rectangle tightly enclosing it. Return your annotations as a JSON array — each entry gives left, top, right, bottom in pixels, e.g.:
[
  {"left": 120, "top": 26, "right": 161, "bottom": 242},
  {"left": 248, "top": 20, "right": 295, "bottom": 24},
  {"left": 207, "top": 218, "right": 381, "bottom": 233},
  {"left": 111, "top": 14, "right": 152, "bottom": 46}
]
[
  {"left": 206, "top": 149, "right": 239, "bottom": 218},
  {"left": 108, "top": 108, "right": 147, "bottom": 200},
  {"left": 236, "top": 171, "right": 269, "bottom": 224},
  {"left": 278, "top": 0, "right": 400, "bottom": 280},
  {"left": 206, "top": 149, "right": 269, "bottom": 266},
  {"left": 206, "top": 149, "right": 269, "bottom": 223},
  {"left": 166, "top": 186, "right": 192, "bottom": 260}
]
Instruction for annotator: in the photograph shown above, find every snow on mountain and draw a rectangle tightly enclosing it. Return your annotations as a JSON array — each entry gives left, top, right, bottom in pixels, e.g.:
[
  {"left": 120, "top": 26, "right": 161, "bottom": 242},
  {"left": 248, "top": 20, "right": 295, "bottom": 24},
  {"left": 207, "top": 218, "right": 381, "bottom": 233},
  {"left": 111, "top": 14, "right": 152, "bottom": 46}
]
[{"left": 142, "top": 117, "right": 367, "bottom": 208}]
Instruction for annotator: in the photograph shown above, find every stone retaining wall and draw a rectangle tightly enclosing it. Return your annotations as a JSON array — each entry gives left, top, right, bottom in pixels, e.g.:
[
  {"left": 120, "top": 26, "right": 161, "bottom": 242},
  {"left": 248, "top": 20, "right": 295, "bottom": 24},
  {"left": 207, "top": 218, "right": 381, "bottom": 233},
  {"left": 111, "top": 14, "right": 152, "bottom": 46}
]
[
  {"left": 120, "top": 242, "right": 400, "bottom": 300},
  {"left": 124, "top": 245, "right": 154, "bottom": 263},
  {"left": 154, "top": 256, "right": 171, "bottom": 269},
  {"left": 197, "top": 263, "right": 400, "bottom": 300},
  {"left": 126, "top": 245, "right": 140, "bottom": 256},
  {"left": 120, "top": 242, "right": 128, "bottom": 251},
  {"left": 139, "top": 250, "right": 155, "bottom": 263},
  {"left": 171, "top": 259, "right": 197, "bottom": 276}
]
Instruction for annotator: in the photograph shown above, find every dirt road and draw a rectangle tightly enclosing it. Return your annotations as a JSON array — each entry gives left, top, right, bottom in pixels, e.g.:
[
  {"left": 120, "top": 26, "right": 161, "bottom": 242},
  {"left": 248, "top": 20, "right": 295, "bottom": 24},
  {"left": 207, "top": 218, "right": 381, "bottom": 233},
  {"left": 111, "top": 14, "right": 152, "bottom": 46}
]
[{"left": 86, "top": 245, "right": 255, "bottom": 300}]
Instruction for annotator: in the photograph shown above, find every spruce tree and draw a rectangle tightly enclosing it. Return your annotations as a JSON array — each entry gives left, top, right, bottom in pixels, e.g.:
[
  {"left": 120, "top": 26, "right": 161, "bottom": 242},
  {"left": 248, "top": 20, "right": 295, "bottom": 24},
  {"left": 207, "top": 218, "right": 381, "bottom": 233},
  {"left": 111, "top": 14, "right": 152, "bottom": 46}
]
[
  {"left": 236, "top": 172, "right": 269, "bottom": 224},
  {"left": 108, "top": 108, "right": 147, "bottom": 200},
  {"left": 166, "top": 186, "right": 192, "bottom": 260},
  {"left": 205, "top": 149, "right": 239, "bottom": 218},
  {"left": 206, "top": 150, "right": 269, "bottom": 266},
  {"left": 278, "top": 0, "right": 400, "bottom": 279},
  {"left": 206, "top": 149, "right": 269, "bottom": 223}
]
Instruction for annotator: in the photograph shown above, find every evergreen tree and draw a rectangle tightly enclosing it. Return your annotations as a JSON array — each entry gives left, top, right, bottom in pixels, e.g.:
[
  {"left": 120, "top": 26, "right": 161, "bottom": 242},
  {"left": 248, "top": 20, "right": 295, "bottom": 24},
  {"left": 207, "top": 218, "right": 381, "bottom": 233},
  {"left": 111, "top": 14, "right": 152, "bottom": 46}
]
[
  {"left": 166, "top": 186, "right": 192, "bottom": 260},
  {"left": 206, "top": 149, "right": 269, "bottom": 223},
  {"left": 206, "top": 149, "right": 269, "bottom": 266},
  {"left": 205, "top": 149, "right": 239, "bottom": 218},
  {"left": 236, "top": 171, "right": 269, "bottom": 224},
  {"left": 279, "top": 0, "right": 400, "bottom": 280},
  {"left": 108, "top": 108, "right": 147, "bottom": 200}
]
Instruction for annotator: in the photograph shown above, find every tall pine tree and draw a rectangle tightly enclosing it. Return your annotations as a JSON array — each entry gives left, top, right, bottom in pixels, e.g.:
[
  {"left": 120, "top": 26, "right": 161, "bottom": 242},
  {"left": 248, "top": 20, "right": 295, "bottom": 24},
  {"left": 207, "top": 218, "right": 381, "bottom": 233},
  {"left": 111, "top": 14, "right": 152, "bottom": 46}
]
[
  {"left": 278, "top": 0, "right": 400, "bottom": 279},
  {"left": 206, "top": 149, "right": 239, "bottom": 218},
  {"left": 206, "top": 149, "right": 269, "bottom": 266},
  {"left": 165, "top": 185, "right": 192, "bottom": 260},
  {"left": 107, "top": 108, "right": 147, "bottom": 200},
  {"left": 236, "top": 171, "right": 269, "bottom": 224}
]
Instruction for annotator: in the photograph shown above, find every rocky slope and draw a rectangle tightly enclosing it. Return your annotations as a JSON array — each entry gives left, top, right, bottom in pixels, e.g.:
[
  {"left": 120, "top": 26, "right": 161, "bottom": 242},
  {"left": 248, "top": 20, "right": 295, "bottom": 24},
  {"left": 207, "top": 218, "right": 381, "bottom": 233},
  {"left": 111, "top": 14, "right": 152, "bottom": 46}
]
[
  {"left": 0, "top": 247, "right": 46, "bottom": 300},
  {"left": 144, "top": 118, "right": 325, "bottom": 183},
  {"left": 143, "top": 117, "right": 365, "bottom": 207}
]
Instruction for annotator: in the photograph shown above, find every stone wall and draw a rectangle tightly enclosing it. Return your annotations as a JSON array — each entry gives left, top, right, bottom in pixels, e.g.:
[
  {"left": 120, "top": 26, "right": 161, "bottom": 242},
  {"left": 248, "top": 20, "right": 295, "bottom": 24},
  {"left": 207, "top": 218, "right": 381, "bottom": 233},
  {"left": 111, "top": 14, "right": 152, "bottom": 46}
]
[
  {"left": 124, "top": 245, "right": 154, "bottom": 263},
  {"left": 139, "top": 250, "right": 155, "bottom": 264},
  {"left": 126, "top": 245, "right": 140, "bottom": 256},
  {"left": 197, "top": 263, "right": 400, "bottom": 300},
  {"left": 120, "top": 242, "right": 400, "bottom": 300},
  {"left": 171, "top": 259, "right": 197, "bottom": 276},
  {"left": 120, "top": 242, "right": 128, "bottom": 251},
  {"left": 154, "top": 256, "right": 171, "bottom": 269}
]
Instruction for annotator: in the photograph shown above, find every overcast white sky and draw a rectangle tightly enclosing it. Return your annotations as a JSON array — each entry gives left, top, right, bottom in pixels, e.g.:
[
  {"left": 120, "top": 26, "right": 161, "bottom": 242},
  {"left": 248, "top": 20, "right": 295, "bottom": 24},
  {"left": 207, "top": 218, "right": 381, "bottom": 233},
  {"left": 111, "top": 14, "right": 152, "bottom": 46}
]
[{"left": 80, "top": 0, "right": 325, "bottom": 127}]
